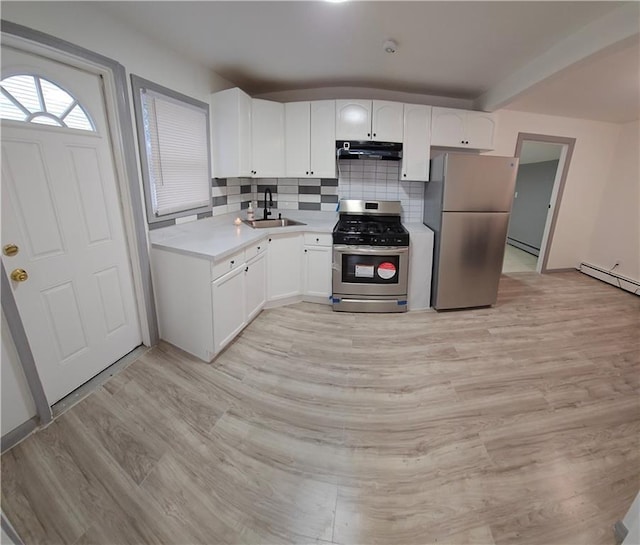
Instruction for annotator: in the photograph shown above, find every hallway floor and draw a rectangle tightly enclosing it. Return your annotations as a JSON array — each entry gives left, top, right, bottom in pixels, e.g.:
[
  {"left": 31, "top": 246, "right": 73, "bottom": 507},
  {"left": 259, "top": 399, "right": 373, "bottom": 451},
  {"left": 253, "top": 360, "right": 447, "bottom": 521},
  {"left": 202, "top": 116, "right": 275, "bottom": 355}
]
[{"left": 503, "top": 243, "right": 538, "bottom": 273}]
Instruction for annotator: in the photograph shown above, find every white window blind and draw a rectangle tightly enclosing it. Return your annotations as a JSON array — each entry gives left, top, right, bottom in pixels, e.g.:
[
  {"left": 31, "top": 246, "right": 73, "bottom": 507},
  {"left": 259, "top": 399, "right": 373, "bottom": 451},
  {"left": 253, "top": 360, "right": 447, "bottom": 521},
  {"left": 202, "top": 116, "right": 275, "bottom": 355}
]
[{"left": 141, "top": 90, "right": 210, "bottom": 216}]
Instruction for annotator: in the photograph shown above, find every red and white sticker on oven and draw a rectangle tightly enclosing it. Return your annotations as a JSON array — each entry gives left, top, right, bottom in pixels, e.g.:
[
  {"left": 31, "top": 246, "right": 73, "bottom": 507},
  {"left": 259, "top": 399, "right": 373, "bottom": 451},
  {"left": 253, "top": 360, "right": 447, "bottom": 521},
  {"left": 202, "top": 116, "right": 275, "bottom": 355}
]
[{"left": 377, "top": 262, "right": 397, "bottom": 280}]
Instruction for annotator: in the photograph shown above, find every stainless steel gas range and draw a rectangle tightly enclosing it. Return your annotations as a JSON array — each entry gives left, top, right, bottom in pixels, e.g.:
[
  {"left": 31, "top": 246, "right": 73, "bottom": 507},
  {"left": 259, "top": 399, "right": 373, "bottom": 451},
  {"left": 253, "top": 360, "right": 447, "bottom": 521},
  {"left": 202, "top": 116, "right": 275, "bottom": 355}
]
[{"left": 332, "top": 200, "right": 410, "bottom": 313}]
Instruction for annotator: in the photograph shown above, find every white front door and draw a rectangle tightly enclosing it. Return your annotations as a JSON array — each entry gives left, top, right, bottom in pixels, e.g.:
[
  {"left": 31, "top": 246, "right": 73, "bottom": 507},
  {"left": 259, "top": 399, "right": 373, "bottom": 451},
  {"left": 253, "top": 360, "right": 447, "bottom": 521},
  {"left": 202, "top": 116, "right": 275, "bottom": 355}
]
[{"left": 1, "top": 46, "right": 142, "bottom": 404}]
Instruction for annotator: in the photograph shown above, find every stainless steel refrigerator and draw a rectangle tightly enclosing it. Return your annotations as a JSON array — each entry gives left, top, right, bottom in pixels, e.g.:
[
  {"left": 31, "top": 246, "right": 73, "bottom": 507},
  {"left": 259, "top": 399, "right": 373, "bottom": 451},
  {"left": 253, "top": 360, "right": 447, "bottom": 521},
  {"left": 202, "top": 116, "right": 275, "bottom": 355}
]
[{"left": 423, "top": 153, "right": 519, "bottom": 310}]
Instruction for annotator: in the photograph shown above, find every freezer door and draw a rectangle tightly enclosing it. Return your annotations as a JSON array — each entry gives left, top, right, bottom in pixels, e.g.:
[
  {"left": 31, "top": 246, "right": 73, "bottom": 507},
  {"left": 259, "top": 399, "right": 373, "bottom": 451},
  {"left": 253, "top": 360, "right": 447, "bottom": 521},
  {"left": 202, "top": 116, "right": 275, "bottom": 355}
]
[
  {"left": 434, "top": 212, "right": 509, "bottom": 310},
  {"left": 442, "top": 154, "right": 518, "bottom": 212}
]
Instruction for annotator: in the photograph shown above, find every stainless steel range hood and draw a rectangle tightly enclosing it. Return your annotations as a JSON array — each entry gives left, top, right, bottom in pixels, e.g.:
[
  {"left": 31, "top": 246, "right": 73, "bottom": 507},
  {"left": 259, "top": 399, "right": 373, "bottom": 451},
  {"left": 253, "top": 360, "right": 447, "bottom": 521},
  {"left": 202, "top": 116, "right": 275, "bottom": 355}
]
[{"left": 336, "top": 141, "right": 403, "bottom": 161}]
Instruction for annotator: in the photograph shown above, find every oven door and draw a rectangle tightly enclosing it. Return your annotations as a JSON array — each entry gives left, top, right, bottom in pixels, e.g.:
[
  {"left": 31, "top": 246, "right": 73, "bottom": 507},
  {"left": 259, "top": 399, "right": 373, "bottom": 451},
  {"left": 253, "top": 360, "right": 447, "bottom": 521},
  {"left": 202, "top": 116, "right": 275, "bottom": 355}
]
[{"left": 333, "top": 245, "right": 409, "bottom": 297}]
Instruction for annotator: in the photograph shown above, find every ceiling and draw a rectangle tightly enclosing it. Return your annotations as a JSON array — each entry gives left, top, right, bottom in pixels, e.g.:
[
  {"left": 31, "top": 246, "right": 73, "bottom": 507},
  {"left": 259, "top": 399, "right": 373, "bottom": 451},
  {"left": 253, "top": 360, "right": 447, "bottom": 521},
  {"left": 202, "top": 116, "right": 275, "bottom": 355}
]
[
  {"left": 503, "top": 38, "right": 639, "bottom": 124},
  {"left": 99, "top": 1, "right": 640, "bottom": 123}
]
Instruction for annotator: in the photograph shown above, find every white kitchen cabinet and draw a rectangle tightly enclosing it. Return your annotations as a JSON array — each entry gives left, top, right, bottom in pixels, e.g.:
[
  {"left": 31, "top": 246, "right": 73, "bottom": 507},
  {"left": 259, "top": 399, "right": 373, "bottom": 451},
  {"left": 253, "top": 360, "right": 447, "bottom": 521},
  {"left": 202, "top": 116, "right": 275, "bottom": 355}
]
[
  {"left": 465, "top": 111, "right": 496, "bottom": 150},
  {"left": 251, "top": 99, "right": 285, "bottom": 178},
  {"left": 151, "top": 237, "right": 268, "bottom": 362},
  {"left": 303, "top": 246, "right": 332, "bottom": 299},
  {"left": 401, "top": 104, "right": 432, "bottom": 181},
  {"left": 212, "top": 265, "right": 246, "bottom": 354},
  {"left": 210, "top": 87, "right": 252, "bottom": 178},
  {"left": 285, "top": 102, "right": 310, "bottom": 177},
  {"left": 285, "top": 100, "right": 336, "bottom": 178},
  {"left": 336, "top": 100, "right": 403, "bottom": 142},
  {"left": 267, "top": 233, "right": 303, "bottom": 301},
  {"left": 245, "top": 252, "right": 267, "bottom": 321},
  {"left": 310, "top": 100, "right": 336, "bottom": 177},
  {"left": 335, "top": 99, "right": 371, "bottom": 140},
  {"left": 303, "top": 233, "right": 332, "bottom": 301},
  {"left": 372, "top": 100, "right": 404, "bottom": 142},
  {"left": 431, "top": 107, "right": 496, "bottom": 150},
  {"left": 151, "top": 248, "right": 215, "bottom": 361}
]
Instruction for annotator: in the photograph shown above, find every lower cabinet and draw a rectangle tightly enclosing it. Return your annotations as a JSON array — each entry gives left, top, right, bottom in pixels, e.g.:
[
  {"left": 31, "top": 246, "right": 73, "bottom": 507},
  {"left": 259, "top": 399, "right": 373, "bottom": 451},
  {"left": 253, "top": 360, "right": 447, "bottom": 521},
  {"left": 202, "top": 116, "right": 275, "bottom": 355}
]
[
  {"left": 267, "top": 233, "right": 303, "bottom": 301},
  {"left": 245, "top": 252, "right": 267, "bottom": 321},
  {"left": 212, "top": 249, "right": 267, "bottom": 355},
  {"left": 152, "top": 230, "right": 334, "bottom": 362},
  {"left": 212, "top": 265, "right": 246, "bottom": 354},
  {"left": 151, "top": 241, "right": 268, "bottom": 362},
  {"left": 303, "top": 233, "right": 333, "bottom": 300}
]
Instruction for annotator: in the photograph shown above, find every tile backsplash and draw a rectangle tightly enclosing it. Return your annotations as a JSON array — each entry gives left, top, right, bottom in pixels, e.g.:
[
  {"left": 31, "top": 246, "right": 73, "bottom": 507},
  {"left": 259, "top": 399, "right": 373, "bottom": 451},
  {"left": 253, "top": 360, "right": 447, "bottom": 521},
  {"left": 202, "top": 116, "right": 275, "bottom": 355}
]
[
  {"left": 337, "top": 159, "right": 424, "bottom": 222},
  {"left": 211, "top": 177, "right": 253, "bottom": 215},
  {"left": 152, "top": 158, "right": 425, "bottom": 228},
  {"left": 211, "top": 177, "right": 339, "bottom": 216}
]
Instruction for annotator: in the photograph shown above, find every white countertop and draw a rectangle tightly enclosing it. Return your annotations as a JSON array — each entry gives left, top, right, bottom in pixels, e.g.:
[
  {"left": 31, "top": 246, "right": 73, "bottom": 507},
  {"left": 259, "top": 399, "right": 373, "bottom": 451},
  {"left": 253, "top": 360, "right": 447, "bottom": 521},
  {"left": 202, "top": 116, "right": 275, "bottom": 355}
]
[
  {"left": 150, "top": 210, "right": 434, "bottom": 263},
  {"left": 150, "top": 209, "right": 338, "bottom": 262},
  {"left": 404, "top": 222, "right": 435, "bottom": 236}
]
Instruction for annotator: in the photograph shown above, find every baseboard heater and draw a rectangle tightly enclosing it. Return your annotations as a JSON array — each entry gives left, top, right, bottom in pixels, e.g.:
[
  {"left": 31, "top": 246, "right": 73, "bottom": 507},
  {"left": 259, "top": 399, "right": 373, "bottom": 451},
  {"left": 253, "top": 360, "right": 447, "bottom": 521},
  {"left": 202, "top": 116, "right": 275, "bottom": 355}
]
[
  {"left": 507, "top": 237, "right": 540, "bottom": 257},
  {"left": 578, "top": 262, "right": 639, "bottom": 296}
]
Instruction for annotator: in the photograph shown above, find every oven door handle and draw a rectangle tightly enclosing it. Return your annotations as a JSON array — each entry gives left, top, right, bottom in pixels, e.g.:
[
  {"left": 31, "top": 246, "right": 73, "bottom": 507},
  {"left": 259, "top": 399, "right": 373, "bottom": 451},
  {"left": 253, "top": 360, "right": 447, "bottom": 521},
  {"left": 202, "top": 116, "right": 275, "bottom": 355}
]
[{"left": 333, "top": 245, "right": 409, "bottom": 255}]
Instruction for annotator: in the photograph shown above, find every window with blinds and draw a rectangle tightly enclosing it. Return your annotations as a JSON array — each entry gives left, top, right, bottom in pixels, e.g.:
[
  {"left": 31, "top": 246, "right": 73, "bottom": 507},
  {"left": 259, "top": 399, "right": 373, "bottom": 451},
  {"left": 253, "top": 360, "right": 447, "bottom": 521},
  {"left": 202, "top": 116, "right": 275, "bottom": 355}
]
[{"left": 131, "top": 76, "right": 211, "bottom": 222}]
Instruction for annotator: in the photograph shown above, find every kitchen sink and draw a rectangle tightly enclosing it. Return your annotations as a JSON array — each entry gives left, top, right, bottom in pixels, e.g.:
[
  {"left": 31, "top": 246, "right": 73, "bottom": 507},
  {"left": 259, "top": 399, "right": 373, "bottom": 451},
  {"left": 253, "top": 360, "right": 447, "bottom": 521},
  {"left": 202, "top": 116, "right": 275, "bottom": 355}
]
[{"left": 243, "top": 218, "right": 307, "bottom": 228}]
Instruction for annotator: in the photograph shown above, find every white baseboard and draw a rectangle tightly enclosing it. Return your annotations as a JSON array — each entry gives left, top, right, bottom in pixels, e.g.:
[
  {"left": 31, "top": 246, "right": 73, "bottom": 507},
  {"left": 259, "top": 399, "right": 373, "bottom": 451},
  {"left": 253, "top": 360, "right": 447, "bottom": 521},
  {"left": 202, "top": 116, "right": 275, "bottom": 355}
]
[{"left": 578, "top": 263, "right": 639, "bottom": 296}]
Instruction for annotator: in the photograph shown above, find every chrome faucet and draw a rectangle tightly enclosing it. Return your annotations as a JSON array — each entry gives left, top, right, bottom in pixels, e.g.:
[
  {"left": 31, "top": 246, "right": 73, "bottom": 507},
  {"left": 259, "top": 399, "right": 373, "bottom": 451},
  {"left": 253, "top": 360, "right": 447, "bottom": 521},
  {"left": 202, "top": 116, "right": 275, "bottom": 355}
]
[{"left": 263, "top": 188, "right": 273, "bottom": 220}]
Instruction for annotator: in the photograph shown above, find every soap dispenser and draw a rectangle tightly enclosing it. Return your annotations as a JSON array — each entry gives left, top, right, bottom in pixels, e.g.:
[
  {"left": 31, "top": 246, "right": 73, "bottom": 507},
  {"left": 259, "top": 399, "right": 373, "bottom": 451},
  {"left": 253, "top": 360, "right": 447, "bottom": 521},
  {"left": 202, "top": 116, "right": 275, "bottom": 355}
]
[{"left": 247, "top": 201, "right": 255, "bottom": 221}]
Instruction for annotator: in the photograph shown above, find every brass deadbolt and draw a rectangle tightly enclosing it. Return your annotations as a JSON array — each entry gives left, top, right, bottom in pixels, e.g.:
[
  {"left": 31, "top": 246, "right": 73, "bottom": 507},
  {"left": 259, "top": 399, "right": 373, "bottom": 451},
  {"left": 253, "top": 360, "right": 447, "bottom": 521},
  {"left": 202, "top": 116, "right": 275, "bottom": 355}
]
[{"left": 3, "top": 244, "right": 19, "bottom": 257}]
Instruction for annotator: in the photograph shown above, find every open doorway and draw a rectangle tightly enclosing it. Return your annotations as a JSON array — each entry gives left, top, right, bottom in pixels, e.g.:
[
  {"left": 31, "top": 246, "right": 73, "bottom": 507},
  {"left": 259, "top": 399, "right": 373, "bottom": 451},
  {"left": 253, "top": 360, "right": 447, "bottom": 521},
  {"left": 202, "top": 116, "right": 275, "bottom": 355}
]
[{"left": 502, "top": 133, "right": 575, "bottom": 274}]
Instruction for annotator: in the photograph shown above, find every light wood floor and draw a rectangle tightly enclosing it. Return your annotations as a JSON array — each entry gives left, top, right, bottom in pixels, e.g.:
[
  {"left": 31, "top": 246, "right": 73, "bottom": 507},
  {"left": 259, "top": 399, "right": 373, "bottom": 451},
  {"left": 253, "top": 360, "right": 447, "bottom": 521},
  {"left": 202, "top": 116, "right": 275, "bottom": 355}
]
[{"left": 3, "top": 271, "right": 639, "bottom": 545}]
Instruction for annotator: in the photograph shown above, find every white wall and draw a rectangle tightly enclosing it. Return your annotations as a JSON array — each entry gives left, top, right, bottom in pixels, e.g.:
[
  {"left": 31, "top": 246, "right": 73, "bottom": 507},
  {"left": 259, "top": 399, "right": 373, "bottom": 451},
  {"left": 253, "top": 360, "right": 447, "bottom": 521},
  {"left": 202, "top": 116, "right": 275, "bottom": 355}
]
[
  {"left": 1, "top": 313, "right": 36, "bottom": 436},
  {"left": 1, "top": 2, "right": 233, "bottom": 101},
  {"left": 488, "top": 109, "right": 621, "bottom": 270},
  {"left": 584, "top": 120, "right": 639, "bottom": 282}
]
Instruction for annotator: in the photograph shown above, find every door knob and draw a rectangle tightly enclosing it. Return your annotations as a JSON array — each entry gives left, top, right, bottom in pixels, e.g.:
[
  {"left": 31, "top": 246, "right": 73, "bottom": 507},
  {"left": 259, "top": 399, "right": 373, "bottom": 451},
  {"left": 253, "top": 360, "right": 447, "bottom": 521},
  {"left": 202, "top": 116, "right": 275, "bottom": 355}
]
[
  {"left": 10, "top": 268, "right": 28, "bottom": 282},
  {"left": 3, "top": 244, "right": 19, "bottom": 257}
]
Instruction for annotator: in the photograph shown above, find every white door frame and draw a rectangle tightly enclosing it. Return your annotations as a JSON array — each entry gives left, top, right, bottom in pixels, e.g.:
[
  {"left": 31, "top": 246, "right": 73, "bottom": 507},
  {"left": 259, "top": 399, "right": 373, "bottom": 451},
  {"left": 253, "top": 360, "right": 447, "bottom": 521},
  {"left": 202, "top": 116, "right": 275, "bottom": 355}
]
[
  {"left": 1, "top": 22, "right": 158, "bottom": 424},
  {"left": 513, "top": 133, "right": 576, "bottom": 273}
]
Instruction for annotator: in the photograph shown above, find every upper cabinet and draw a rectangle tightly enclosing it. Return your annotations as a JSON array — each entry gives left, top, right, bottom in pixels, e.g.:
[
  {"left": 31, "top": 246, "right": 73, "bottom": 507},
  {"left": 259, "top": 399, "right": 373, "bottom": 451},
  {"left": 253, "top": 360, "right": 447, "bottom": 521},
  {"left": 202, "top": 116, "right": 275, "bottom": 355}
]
[
  {"left": 401, "top": 104, "right": 432, "bottom": 182},
  {"left": 372, "top": 100, "right": 404, "bottom": 142},
  {"left": 211, "top": 88, "right": 496, "bottom": 180},
  {"left": 464, "top": 112, "right": 496, "bottom": 151},
  {"left": 431, "top": 107, "right": 496, "bottom": 150},
  {"left": 285, "top": 100, "right": 336, "bottom": 178},
  {"left": 251, "top": 99, "right": 285, "bottom": 178},
  {"left": 210, "top": 87, "right": 252, "bottom": 178},
  {"left": 310, "top": 101, "right": 337, "bottom": 178},
  {"left": 335, "top": 100, "right": 371, "bottom": 140},
  {"left": 336, "top": 100, "right": 403, "bottom": 142}
]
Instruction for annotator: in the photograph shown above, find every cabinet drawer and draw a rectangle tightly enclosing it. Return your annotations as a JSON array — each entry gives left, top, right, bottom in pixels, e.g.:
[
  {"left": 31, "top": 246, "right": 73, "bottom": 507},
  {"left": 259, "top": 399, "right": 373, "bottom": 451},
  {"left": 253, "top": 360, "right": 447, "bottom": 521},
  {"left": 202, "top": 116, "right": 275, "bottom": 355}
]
[
  {"left": 211, "top": 249, "right": 245, "bottom": 280},
  {"left": 245, "top": 239, "right": 267, "bottom": 260},
  {"left": 304, "top": 233, "right": 332, "bottom": 247}
]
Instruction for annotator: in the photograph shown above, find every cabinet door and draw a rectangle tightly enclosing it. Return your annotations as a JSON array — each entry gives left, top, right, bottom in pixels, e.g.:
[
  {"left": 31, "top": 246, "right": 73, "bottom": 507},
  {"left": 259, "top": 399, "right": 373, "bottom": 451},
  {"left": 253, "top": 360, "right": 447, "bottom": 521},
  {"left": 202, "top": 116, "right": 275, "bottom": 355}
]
[
  {"left": 210, "top": 87, "right": 252, "bottom": 178},
  {"left": 304, "top": 246, "right": 332, "bottom": 298},
  {"left": 285, "top": 102, "right": 311, "bottom": 178},
  {"left": 310, "top": 100, "right": 336, "bottom": 178},
  {"left": 401, "top": 104, "right": 431, "bottom": 181},
  {"left": 245, "top": 252, "right": 266, "bottom": 322},
  {"left": 465, "top": 112, "right": 496, "bottom": 150},
  {"left": 335, "top": 100, "right": 371, "bottom": 140},
  {"left": 252, "top": 99, "right": 285, "bottom": 178},
  {"left": 212, "top": 266, "right": 246, "bottom": 353},
  {"left": 372, "top": 100, "right": 404, "bottom": 142},
  {"left": 267, "top": 233, "right": 303, "bottom": 301},
  {"left": 431, "top": 107, "right": 466, "bottom": 147}
]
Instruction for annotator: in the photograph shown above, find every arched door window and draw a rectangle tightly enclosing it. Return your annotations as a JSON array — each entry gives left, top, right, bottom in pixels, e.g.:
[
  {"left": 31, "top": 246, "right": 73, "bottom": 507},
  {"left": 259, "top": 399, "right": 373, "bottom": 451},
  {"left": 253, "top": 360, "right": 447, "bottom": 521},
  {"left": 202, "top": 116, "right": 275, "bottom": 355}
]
[{"left": 0, "top": 74, "right": 95, "bottom": 131}]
